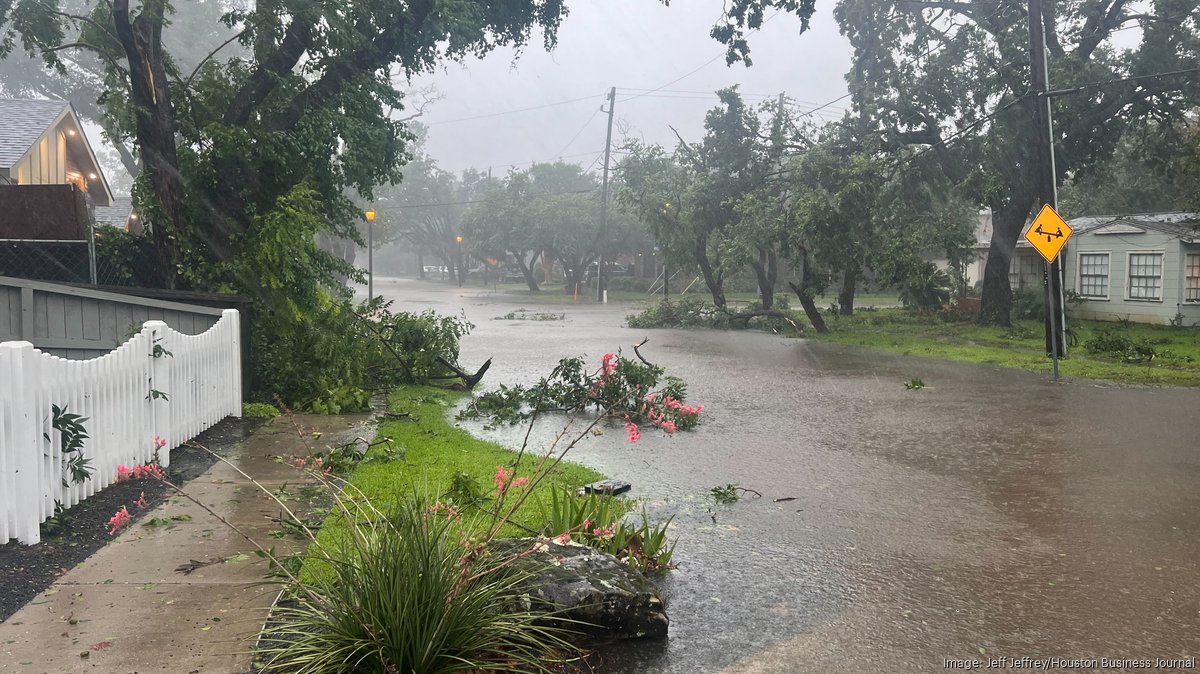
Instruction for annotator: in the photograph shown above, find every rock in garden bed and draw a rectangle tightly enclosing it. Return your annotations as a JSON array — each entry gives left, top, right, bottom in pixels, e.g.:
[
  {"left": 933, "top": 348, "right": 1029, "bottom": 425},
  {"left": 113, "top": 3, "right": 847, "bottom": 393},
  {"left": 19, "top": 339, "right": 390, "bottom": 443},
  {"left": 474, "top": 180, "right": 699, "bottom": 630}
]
[{"left": 490, "top": 538, "right": 669, "bottom": 640}]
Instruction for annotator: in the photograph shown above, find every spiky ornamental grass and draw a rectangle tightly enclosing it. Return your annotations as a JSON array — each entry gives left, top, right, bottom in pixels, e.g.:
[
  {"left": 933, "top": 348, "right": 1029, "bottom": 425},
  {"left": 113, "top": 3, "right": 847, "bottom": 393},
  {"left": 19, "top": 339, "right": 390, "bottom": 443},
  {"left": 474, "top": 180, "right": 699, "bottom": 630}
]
[{"left": 256, "top": 494, "right": 584, "bottom": 674}]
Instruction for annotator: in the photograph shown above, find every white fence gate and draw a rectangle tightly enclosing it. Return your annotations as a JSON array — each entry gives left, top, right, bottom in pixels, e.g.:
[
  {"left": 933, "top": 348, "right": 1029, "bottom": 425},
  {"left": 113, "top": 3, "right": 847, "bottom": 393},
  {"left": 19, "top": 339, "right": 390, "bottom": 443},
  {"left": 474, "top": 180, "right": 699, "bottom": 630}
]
[{"left": 0, "top": 310, "right": 242, "bottom": 544}]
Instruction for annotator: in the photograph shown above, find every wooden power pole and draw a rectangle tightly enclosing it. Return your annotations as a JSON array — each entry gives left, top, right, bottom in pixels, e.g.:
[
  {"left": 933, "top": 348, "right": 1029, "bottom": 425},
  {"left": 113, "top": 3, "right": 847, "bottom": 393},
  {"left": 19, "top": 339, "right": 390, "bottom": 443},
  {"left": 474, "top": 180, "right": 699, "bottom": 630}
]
[{"left": 597, "top": 87, "right": 616, "bottom": 302}]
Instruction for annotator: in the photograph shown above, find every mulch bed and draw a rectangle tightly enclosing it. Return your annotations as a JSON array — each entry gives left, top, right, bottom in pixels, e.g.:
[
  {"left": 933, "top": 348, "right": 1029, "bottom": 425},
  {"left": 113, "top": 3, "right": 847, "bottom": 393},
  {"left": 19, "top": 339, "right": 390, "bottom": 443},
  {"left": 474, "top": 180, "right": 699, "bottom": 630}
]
[{"left": 0, "top": 417, "right": 262, "bottom": 622}]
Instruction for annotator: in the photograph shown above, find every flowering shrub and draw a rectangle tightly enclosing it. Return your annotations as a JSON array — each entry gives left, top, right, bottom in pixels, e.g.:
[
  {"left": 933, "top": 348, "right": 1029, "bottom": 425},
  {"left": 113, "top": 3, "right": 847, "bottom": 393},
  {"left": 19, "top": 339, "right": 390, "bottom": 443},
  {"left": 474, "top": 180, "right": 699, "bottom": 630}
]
[
  {"left": 116, "top": 463, "right": 166, "bottom": 481},
  {"left": 459, "top": 344, "right": 703, "bottom": 442}
]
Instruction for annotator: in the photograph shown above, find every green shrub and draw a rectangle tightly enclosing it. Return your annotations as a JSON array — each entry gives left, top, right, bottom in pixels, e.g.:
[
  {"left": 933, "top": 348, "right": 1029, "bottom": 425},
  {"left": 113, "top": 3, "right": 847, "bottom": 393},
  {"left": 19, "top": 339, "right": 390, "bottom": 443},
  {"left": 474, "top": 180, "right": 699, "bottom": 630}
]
[
  {"left": 541, "top": 488, "right": 675, "bottom": 573},
  {"left": 897, "top": 262, "right": 951, "bottom": 309},
  {"left": 1084, "top": 329, "right": 1158, "bottom": 363},
  {"left": 256, "top": 495, "right": 582, "bottom": 673},
  {"left": 626, "top": 297, "right": 731, "bottom": 329},
  {"left": 242, "top": 402, "right": 281, "bottom": 418},
  {"left": 93, "top": 228, "right": 158, "bottom": 287}
]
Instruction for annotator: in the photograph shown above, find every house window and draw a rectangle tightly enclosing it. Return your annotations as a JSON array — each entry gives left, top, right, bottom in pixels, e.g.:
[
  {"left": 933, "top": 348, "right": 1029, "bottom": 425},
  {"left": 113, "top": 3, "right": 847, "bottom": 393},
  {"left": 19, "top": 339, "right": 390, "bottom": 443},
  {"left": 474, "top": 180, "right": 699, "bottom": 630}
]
[
  {"left": 1186, "top": 253, "right": 1200, "bottom": 303},
  {"left": 1078, "top": 253, "right": 1109, "bottom": 299},
  {"left": 1127, "top": 252, "right": 1163, "bottom": 301}
]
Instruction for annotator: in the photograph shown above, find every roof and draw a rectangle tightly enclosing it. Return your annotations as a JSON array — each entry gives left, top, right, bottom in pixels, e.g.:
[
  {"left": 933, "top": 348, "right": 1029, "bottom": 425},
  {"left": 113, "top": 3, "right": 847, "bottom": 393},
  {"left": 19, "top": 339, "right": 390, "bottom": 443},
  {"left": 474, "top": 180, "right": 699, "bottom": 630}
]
[
  {"left": 0, "top": 99, "right": 70, "bottom": 169},
  {"left": 1070, "top": 212, "right": 1200, "bottom": 242},
  {"left": 94, "top": 196, "right": 133, "bottom": 228}
]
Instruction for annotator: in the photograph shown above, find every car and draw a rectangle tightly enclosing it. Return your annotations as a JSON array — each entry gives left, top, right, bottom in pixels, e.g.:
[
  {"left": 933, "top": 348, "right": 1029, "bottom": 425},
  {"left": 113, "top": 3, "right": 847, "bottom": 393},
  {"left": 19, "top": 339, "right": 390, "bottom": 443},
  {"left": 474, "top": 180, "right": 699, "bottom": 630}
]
[{"left": 583, "top": 262, "right": 631, "bottom": 283}]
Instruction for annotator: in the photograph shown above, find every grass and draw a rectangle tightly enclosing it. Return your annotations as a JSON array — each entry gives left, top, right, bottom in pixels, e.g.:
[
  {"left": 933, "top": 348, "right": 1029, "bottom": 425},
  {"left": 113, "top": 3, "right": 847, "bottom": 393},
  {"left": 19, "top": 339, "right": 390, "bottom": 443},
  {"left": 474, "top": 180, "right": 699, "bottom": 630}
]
[
  {"left": 812, "top": 309, "right": 1200, "bottom": 386},
  {"left": 308, "top": 385, "right": 609, "bottom": 565}
]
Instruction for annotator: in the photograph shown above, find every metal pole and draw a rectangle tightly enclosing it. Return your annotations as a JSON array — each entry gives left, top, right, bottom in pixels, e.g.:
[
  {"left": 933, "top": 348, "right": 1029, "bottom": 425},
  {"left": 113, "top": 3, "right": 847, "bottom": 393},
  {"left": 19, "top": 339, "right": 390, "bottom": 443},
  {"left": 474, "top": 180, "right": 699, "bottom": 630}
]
[
  {"left": 597, "top": 87, "right": 616, "bottom": 302},
  {"left": 1029, "top": 0, "right": 1063, "bottom": 380},
  {"left": 87, "top": 224, "right": 97, "bottom": 285},
  {"left": 1043, "top": 44, "right": 1069, "bottom": 358},
  {"left": 368, "top": 219, "right": 374, "bottom": 303}
]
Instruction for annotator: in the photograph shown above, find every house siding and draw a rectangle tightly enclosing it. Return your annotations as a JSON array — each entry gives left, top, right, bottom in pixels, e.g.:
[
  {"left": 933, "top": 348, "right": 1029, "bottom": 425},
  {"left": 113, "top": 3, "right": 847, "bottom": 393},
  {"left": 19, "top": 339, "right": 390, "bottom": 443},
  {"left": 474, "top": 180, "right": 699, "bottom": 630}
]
[{"left": 1068, "top": 229, "right": 1200, "bottom": 326}]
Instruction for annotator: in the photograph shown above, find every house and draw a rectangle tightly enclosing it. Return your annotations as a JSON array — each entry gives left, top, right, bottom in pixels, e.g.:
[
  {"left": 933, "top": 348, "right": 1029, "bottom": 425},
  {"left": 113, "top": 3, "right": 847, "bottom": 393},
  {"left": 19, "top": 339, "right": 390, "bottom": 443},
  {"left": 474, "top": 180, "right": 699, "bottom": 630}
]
[
  {"left": 953, "top": 210, "right": 1047, "bottom": 291},
  {"left": 0, "top": 99, "right": 121, "bottom": 282},
  {"left": 94, "top": 196, "right": 141, "bottom": 233},
  {"left": 0, "top": 99, "right": 114, "bottom": 205},
  {"left": 1062, "top": 213, "right": 1200, "bottom": 326}
]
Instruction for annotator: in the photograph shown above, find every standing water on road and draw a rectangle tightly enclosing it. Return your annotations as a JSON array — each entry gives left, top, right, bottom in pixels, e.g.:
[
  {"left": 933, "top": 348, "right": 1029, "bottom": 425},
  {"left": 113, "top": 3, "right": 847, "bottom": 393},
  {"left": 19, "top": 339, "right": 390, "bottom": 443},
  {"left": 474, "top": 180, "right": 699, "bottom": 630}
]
[{"left": 378, "top": 278, "right": 1200, "bottom": 673}]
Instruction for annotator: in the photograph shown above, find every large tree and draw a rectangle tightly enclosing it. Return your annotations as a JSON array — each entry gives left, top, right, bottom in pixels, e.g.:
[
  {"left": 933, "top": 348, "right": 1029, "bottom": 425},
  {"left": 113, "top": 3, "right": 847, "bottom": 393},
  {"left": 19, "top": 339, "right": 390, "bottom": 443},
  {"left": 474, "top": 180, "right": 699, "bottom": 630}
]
[
  {"left": 2, "top": 0, "right": 572, "bottom": 288},
  {"left": 719, "top": 0, "right": 1200, "bottom": 325}
]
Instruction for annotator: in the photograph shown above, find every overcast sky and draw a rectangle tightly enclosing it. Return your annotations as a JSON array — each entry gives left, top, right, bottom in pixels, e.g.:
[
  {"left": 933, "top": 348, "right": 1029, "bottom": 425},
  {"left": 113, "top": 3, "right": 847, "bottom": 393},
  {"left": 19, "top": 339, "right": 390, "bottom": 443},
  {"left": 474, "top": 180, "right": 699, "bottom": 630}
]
[{"left": 406, "top": 0, "right": 853, "bottom": 175}]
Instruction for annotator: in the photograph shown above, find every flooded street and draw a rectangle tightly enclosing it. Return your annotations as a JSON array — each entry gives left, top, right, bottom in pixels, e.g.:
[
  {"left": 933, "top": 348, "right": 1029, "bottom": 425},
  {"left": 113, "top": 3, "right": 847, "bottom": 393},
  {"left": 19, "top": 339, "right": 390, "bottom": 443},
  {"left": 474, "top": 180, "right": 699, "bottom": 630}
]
[{"left": 378, "top": 278, "right": 1200, "bottom": 673}]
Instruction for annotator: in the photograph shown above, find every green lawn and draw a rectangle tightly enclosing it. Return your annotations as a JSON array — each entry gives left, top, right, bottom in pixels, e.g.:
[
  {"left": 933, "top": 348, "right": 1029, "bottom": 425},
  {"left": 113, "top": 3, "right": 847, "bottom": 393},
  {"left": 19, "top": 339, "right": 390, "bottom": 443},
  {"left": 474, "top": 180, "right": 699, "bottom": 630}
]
[
  {"left": 813, "top": 309, "right": 1200, "bottom": 386},
  {"left": 310, "top": 386, "right": 608, "bottom": 555}
]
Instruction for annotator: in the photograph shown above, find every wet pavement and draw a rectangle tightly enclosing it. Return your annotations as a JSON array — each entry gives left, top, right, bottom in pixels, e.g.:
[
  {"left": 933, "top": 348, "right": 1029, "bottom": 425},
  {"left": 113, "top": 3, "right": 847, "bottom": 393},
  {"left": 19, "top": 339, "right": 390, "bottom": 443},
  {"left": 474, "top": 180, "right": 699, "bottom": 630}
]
[
  {"left": 377, "top": 277, "right": 1200, "bottom": 673},
  {"left": 0, "top": 414, "right": 373, "bottom": 674}
]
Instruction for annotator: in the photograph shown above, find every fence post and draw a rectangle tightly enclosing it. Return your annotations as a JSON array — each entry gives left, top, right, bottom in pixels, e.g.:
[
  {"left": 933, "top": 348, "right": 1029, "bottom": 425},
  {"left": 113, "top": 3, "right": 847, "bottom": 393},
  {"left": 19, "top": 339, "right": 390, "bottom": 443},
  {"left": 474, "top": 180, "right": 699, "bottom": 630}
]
[
  {"left": 222, "top": 309, "right": 243, "bottom": 416},
  {"left": 2, "top": 342, "right": 41, "bottom": 545},
  {"left": 144, "top": 321, "right": 172, "bottom": 469}
]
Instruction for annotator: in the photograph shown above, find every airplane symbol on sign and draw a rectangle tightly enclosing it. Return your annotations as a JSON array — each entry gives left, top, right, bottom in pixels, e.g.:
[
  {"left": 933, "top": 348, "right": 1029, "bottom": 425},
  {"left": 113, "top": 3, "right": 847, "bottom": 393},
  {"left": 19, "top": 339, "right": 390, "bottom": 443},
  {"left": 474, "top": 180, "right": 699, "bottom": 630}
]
[{"left": 1034, "top": 224, "right": 1063, "bottom": 242}]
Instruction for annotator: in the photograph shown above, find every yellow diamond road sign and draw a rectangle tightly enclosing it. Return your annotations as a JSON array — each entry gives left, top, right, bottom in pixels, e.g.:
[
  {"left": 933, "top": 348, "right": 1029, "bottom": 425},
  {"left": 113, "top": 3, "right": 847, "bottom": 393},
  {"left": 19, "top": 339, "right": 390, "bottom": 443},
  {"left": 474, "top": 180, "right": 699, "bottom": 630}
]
[{"left": 1024, "top": 204, "right": 1073, "bottom": 263}]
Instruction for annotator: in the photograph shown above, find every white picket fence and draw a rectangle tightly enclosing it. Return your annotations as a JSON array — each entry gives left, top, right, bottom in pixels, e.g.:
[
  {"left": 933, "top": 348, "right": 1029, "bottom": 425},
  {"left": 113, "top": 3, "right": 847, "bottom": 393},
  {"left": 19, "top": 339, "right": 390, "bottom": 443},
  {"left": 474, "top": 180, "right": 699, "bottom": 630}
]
[{"left": 0, "top": 310, "right": 242, "bottom": 544}]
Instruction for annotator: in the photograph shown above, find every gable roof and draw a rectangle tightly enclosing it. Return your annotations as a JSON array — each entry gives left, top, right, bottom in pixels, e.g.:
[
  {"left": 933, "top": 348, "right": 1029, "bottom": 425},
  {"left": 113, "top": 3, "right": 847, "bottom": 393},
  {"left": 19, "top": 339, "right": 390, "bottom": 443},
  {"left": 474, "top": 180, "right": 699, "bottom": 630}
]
[
  {"left": 1071, "top": 212, "right": 1200, "bottom": 242},
  {"left": 0, "top": 99, "right": 71, "bottom": 169},
  {"left": 94, "top": 196, "right": 134, "bottom": 229}
]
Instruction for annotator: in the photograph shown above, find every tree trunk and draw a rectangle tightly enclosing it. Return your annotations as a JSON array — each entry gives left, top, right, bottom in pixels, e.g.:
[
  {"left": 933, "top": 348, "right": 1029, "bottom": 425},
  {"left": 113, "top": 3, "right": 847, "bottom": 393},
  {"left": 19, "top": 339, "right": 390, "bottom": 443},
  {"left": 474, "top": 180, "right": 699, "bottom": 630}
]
[
  {"left": 978, "top": 201, "right": 1030, "bottom": 326},
  {"left": 750, "top": 261, "right": 773, "bottom": 310},
  {"left": 694, "top": 240, "right": 726, "bottom": 310},
  {"left": 111, "top": 0, "right": 185, "bottom": 289},
  {"left": 838, "top": 267, "right": 857, "bottom": 316},
  {"left": 750, "top": 248, "right": 775, "bottom": 309},
  {"left": 514, "top": 251, "right": 541, "bottom": 291},
  {"left": 418, "top": 252, "right": 426, "bottom": 279},
  {"left": 787, "top": 249, "right": 828, "bottom": 333}
]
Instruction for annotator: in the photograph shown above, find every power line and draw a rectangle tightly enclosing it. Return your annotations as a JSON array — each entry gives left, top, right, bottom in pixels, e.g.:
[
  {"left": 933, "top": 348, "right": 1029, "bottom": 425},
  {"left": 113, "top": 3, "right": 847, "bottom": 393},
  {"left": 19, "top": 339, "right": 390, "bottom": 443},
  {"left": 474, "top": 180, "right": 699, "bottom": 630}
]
[
  {"left": 1045, "top": 67, "right": 1200, "bottom": 98},
  {"left": 373, "top": 187, "right": 599, "bottom": 211},
  {"left": 549, "top": 105, "right": 603, "bottom": 159},
  {"left": 425, "top": 94, "right": 603, "bottom": 126},
  {"left": 616, "top": 9, "right": 785, "bottom": 104}
]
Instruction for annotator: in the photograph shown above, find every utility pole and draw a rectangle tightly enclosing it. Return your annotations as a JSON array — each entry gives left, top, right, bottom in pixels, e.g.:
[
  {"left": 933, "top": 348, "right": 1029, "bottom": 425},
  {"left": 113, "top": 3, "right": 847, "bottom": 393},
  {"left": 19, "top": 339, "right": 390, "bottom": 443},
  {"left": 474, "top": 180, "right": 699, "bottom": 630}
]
[
  {"left": 1028, "top": 0, "right": 1065, "bottom": 380},
  {"left": 597, "top": 86, "right": 616, "bottom": 302}
]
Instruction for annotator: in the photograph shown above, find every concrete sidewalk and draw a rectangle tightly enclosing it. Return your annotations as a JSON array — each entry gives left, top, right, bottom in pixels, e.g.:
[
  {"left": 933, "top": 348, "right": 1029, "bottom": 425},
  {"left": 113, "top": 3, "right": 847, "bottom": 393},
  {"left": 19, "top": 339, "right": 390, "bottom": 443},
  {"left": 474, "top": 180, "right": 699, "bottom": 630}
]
[{"left": 0, "top": 414, "right": 373, "bottom": 674}]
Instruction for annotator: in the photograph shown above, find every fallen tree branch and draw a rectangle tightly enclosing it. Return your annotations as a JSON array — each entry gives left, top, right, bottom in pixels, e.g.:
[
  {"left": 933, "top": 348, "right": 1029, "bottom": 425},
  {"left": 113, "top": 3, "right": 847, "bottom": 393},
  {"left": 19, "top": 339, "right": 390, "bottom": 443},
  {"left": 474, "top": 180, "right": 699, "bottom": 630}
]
[
  {"left": 631, "top": 338, "right": 656, "bottom": 368},
  {"left": 435, "top": 356, "right": 492, "bottom": 390},
  {"left": 726, "top": 309, "right": 804, "bottom": 336}
]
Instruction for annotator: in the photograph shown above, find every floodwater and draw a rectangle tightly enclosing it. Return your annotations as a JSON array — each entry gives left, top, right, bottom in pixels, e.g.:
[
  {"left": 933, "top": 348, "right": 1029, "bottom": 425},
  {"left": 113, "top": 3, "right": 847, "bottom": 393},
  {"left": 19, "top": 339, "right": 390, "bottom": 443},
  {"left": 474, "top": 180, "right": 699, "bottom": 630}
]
[{"left": 374, "top": 277, "right": 1200, "bottom": 673}]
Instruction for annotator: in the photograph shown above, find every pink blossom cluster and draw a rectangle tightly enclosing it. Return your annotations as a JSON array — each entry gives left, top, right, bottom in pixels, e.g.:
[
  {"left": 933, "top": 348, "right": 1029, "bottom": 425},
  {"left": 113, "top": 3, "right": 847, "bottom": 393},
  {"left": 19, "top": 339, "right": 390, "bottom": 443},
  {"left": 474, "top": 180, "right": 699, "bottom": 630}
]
[
  {"left": 494, "top": 465, "right": 529, "bottom": 496},
  {"left": 290, "top": 456, "right": 325, "bottom": 470},
  {"left": 107, "top": 506, "right": 131, "bottom": 536},
  {"left": 106, "top": 490, "right": 149, "bottom": 535},
  {"left": 601, "top": 352, "right": 618, "bottom": 377},
  {"left": 154, "top": 436, "right": 167, "bottom": 450},
  {"left": 116, "top": 463, "right": 165, "bottom": 481}
]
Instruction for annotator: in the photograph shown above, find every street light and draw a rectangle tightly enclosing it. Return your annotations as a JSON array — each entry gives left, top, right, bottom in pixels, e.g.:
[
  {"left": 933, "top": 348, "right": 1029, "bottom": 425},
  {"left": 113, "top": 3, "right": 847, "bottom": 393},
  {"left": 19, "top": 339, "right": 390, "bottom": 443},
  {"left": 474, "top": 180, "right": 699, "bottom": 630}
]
[
  {"left": 365, "top": 210, "right": 376, "bottom": 302},
  {"left": 455, "top": 235, "right": 464, "bottom": 288}
]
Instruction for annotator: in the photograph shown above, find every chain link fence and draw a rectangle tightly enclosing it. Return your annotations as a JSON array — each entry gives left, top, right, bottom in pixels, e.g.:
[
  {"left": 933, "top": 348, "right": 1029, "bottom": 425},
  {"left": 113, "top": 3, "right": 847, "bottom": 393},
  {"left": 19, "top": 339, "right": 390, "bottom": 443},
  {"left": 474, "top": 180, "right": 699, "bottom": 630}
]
[
  {"left": 0, "top": 227, "right": 154, "bottom": 287},
  {"left": 0, "top": 239, "right": 95, "bottom": 284}
]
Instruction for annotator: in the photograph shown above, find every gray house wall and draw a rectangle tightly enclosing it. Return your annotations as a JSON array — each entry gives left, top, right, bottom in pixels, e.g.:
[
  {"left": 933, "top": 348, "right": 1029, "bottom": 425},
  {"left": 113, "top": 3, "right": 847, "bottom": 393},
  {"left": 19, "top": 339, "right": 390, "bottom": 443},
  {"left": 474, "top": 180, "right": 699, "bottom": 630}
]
[
  {"left": 0, "top": 275, "right": 224, "bottom": 359},
  {"left": 1066, "top": 229, "right": 1200, "bottom": 326}
]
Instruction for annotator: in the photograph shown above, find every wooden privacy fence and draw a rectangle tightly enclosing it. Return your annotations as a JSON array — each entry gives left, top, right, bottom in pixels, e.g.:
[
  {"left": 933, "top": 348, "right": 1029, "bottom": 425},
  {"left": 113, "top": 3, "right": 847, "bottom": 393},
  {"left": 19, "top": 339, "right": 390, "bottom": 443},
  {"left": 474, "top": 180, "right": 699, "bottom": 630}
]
[{"left": 0, "top": 309, "right": 242, "bottom": 545}]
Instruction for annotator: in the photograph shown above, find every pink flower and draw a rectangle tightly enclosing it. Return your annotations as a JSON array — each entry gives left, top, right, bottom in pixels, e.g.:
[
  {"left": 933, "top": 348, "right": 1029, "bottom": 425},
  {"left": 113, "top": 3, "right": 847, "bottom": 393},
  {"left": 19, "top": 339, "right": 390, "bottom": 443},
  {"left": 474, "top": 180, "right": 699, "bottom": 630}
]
[
  {"left": 495, "top": 465, "right": 510, "bottom": 495},
  {"left": 133, "top": 491, "right": 147, "bottom": 509},
  {"left": 601, "top": 353, "right": 617, "bottom": 377},
  {"left": 291, "top": 457, "right": 307, "bottom": 468},
  {"left": 115, "top": 463, "right": 165, "bottom": 482},
  {"left": 661, "top": 419, "right": 677, "bottom": 434},
  {"left": 512, "top": 477, "right": 529, "bottom": 489},
  {"left": 153, "top": 436, "right": 167, "bottom": 450},
  {"left": 107, "top": 506, "right": 131, "bottom": 536},
  {"left": 313, "top": 457, "right": 323, "bottom": 468},
  {"left": 554, "top": 532, "right": 571, "bottom": 544},
  {"left": 625, "top": 422, "right": 641, "bottom": 443}
]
